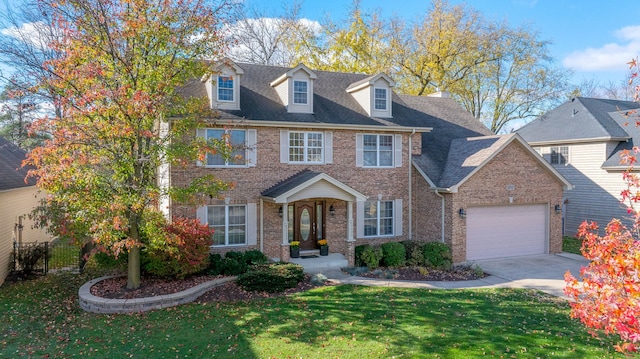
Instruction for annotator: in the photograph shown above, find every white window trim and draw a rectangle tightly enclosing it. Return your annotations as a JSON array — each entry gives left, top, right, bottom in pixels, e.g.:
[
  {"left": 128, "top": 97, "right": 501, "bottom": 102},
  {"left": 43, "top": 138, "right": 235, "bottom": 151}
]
[
  {"left": 280, "top": 130, "right": 333, "bottom": 164},
  {"left": 293, "top": 80, "right": 308, "bottom": 105},
  {"left": 550, "top": 146, "right": 569, "bottom": 165},
  {"left": 197, "top": 204, "right": 257, "bottom": 247},
  {"left": 285, "top": 131, "right": 325, "bottom": 164},
  {"left": 356, "top": 133, "right": 402, "bottom": 168},
  {"left": 210, "top": 205, "right": 247, "bottom": 247},
  {"left": 196, "top": 128, "right": 257, "bottom": 168},
  {"left": 356, "top": 199, "right": 403, "bottom": 238},
  {"left": 374, "top": 87, "right": 388, "bottom": 111},
  {"left": 217, "top": 75, "right": 234, "bottom": 103},
  {"left": 362, "top": 134, "right": 394, "bottom": 168}
]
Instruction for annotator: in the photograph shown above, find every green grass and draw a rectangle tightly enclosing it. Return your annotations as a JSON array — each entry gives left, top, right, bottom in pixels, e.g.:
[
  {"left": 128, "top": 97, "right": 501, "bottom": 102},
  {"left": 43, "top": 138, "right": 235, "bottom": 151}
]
[
  {"left": 49, "top": 243, "right": 80, "bottom": 269},
  {"left": 563, "top": 236, "right": 583, "bottom": 255},
  {"left": 0, "top": 271, "right": 629, "bottom": 358}
]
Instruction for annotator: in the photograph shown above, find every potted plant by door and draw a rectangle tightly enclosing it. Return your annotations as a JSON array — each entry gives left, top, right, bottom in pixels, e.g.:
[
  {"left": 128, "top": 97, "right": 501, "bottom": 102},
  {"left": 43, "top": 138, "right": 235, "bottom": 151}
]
[
  {"left": 318, "top": 239, "right": 328, "bottom": 256},
  {"left": 290, "top": 241, "right": 300, "bottom": 258}
]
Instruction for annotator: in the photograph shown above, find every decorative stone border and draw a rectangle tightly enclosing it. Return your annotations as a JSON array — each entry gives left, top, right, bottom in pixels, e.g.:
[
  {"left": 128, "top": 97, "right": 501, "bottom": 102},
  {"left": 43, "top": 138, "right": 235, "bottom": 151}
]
[{"left": 78, "top": 275, "right": 237, "bottom": 314}]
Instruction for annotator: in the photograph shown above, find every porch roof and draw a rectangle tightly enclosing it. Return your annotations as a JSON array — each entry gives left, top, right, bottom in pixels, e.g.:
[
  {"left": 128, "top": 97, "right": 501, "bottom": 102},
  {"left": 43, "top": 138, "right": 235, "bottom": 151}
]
[{"left": 261, "top": 170, "right": 367, "bottom": 203}]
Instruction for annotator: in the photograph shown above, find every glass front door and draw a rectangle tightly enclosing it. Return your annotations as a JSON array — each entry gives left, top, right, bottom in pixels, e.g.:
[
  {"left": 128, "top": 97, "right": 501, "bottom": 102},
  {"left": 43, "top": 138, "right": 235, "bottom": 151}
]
[{"left": 294, "top": 201, "right": 325, "bottom": 251}]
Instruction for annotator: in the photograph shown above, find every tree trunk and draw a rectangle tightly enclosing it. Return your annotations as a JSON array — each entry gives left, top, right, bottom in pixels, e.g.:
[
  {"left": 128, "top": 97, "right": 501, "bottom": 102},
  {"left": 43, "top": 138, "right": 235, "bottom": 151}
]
[{"left": 127, "top": 246, "right": 141, "bottom": 289}]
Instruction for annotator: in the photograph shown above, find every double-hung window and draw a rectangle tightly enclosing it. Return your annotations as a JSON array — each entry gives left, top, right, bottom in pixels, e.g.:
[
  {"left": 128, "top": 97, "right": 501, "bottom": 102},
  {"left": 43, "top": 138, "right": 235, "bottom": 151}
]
[
  {"left": 205, "top": 129, "right": 246, "bottom": 166},
  {"left": 217, "top": 76, "right": 234, "bottom": 102},
  {"left": 364, "top": 200, "right": 394, "bottom": 237},
  {"left": 363, "top": 134, "right": 393, "bottom": 167},
  {"left": 208, "top": 205, "right": 246, "bottom": 246},
  {"left": 374, "top": 88, "right": 387, "bottom": 110},
  {"left": 289, "top": 131, "right": 323, "bottom": 163},
  {"left": 293, "top": 80, "right": 308, "bottom": 105},
  {"left": 550, "top": 146, "right": 568, "bottom": 165}
]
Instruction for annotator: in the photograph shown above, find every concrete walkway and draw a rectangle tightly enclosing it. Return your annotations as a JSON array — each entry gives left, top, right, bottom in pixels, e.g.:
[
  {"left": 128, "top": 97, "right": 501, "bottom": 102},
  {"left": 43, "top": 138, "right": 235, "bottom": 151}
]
[{"left": 313, "top": 253, "right": 589, "bottom": 299}]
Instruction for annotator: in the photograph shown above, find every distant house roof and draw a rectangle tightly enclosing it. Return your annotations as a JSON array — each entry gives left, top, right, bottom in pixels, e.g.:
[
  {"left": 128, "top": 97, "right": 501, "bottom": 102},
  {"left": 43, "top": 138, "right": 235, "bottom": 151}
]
[
  {"left": 517, "top": 97, "right": 640, "bottom": 145},
  {"left": 0, "top": 136, "right": 35, "bottom": 191},
  {"left": 517, "top": 97, "right": 640, "bottom": 170}
]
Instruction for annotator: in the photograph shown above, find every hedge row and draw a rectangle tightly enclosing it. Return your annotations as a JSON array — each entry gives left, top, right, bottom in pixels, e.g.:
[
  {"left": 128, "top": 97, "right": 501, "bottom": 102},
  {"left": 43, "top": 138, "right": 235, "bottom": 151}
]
[{"left": 355, "top": 241, "right": 452, "bottom": 269}]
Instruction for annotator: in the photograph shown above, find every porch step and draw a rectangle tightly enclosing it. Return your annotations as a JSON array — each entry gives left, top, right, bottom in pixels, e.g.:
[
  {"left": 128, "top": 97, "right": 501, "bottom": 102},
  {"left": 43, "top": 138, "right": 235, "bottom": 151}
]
[{"left": 289, "top": 253, "right": 348, "bottom": 273}]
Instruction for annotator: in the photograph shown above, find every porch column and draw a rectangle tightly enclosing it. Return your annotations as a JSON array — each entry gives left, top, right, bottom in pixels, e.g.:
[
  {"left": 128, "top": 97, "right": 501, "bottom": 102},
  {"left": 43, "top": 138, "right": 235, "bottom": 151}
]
[
  {"left": 347, "top": 201, "right": 354, "bottom": 241},
  {"left": 280, "top": 202, "right": 291, "bottom": 262},
  {"left": 281, "top": 202, "right": 289, "bottom": 245},
  {"left": 346, "top": 200, "right": 355, "bottom": 266}
]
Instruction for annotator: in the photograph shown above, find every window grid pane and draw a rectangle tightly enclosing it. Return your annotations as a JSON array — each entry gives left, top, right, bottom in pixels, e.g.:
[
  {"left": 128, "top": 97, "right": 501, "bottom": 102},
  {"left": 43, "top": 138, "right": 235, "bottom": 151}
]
[
  {"left": 363, "top": 134, "right": 393, "bottom": 167},
  {"left": 363, "top": 201, "right": 394, "bottom": 237},
  {"left": 374, "top": 88, "right": 386, "bottom": 110},
  {"left": 289, "top": 132, "right": 323, "bottom": 163},
  {"left": 218, "top": 76, "right": 234, "bottom": 102},
  {"left": 206, "top": 129, "right": 246, "bottom": 166},
  {"left": 293, "top": 81, "right": 307, "bottom": 104},
  {"left": 208, "top": 205, "right": 246, "bottom": 246}
]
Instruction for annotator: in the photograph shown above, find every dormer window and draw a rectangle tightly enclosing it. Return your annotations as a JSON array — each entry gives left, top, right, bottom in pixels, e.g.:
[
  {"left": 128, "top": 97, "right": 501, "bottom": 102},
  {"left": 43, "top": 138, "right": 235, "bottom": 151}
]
[
  {"left": 293, "top": 80, "right": 308, "bottom": 105},
  {"left": 270, "top": 63, "right": 317, "bottom": 114},
  {"left": 374, "top": 88, "right": 387, "bottom": 110},
  {"left": 346, "top": 73, "right": 395, "bottom": 118},
  {"left": 217, "top": 76, "right": 234, "bottom": 102}
]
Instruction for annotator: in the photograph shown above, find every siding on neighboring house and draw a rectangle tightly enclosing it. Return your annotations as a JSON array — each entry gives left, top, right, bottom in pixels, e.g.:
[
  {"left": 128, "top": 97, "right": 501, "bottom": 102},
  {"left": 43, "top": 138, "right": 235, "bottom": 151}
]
[
  {"left": 535, "top": 142, "right": 630, "bottom": 235},
  {"left": 0, "top": 186, "right": 51, "bottom": 285}
]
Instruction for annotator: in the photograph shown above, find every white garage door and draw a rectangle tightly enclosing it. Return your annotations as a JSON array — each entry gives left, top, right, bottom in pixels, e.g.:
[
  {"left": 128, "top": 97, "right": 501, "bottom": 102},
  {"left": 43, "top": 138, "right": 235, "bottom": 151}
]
[{"left": 466, "top": 204, "right": 547, "bottom": 261}]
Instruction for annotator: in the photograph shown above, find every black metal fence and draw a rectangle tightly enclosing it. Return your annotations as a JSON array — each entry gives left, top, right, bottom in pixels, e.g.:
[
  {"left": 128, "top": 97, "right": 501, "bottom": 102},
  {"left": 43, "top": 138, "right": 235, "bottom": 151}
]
[{"left": 10, "top": 240, "right": 82, "bottom": 276}]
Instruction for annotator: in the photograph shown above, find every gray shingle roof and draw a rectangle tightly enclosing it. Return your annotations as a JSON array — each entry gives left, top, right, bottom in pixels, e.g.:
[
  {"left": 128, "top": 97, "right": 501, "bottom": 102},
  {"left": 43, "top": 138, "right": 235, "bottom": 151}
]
[
  {"left": 184, "top": 62, "right": 509, "bottom": 188},
  {"left": 602, "top": 110, "right": 640, "bottom": 169},
  {"left": 0, "top": 137, "right": 35, "bottom": 191},
  {"left": 517, "top": 97, "right": 639, "bottom": 144},
  {"left": 261, "top": 169, "right": 322, "bottom": 198}
]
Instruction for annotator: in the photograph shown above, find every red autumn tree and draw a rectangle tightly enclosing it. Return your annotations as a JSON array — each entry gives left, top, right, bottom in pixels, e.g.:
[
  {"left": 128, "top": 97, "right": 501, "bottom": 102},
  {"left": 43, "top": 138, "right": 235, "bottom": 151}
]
[
  {"left": 564, "top": 58, "right": 640, "bottom": 353},
  {"left": 25, "top": 0, "right": 235, "bottom": 289}
]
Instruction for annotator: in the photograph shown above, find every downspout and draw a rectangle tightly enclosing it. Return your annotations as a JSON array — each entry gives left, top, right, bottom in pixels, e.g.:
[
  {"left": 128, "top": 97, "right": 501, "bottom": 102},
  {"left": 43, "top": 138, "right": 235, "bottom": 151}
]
[
  {"left": 434, "top": 189, "right": 445, "bottom": 243},
  {"left": 408, "top": 129, "right": 415, "bottom": 240}
]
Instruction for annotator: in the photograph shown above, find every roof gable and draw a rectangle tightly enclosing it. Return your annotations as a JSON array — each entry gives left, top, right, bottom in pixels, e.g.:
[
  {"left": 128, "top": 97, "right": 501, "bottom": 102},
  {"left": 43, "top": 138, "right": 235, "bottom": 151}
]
[
  {"left": 433, "top": 133, "right": 571, "bottom": 192},
  {"left": 0, "top": 137, "right": 35, "bottom": 191},
  {"left": 518, "top": 97, "right": 639, "bottom": 144}
]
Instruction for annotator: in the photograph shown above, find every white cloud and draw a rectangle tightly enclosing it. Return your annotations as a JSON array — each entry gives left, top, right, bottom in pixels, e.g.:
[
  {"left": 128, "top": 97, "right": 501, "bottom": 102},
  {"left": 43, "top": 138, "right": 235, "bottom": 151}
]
[
  {"left": 1, "top": 21, "right": 60, "bottom": 50},
  {"left": 562, "top": 25, "right": 640, "bottom": 72}
]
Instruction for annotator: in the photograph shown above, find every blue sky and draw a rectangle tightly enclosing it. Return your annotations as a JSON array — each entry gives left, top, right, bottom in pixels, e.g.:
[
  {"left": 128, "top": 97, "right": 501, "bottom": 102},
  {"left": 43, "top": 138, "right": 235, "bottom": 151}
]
[{"left": 246, "top": 0, "right": 640, "bottom": 86}]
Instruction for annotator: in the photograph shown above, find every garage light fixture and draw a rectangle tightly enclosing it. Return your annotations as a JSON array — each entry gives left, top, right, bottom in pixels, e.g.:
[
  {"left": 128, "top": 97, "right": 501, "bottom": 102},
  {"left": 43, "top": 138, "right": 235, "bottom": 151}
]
[
  {"left": 278, "top": 206, "right": 283, "bottom": 217},
  {"left": 458, "top": 208, "right": 466, "bottom": 219},
  {"left": 554, "top": 204, "right": 561, "bottom": 214},
  {"left": 329, "top": 205, "right": 336, "bottom": 216}
]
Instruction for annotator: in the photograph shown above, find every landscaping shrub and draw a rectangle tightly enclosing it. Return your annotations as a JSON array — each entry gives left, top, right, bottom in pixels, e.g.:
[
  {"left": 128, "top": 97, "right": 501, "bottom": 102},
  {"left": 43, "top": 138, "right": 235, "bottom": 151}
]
[
  {"left": 237, "top": 262, "right": 304, "bottom": 293},
  {"left": 355, "top": 244, "right": 369, "bottom": 267},
  {"left": 422, "top": 242, "right": 452, "bottom": 269},
  {"left": 143, "top": 217, "right": 213, "bottom": 278},
  {"left": 218, "top": 257, "right": 247, "bottom": 275},
  {"left": 381, "top": 242, "right": 406, "bottom": 267},
  {"left": 360, "top": 245, "right": 383, "bottom": 269},
  {"left": 10, "top": 242, "right": 50, "bottom": 275},
  {"left": 243, "top": 250, "right": 268, "bottom": 265},
  {"left": 402, "top": 240, "right": 426, "bottom": 266}
]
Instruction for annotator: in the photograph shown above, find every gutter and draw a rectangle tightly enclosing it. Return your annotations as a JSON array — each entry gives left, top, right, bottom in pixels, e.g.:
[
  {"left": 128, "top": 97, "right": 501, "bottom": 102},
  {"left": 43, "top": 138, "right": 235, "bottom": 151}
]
[{"left": 408, "top": 129, "right": 415, "bottom": 240}]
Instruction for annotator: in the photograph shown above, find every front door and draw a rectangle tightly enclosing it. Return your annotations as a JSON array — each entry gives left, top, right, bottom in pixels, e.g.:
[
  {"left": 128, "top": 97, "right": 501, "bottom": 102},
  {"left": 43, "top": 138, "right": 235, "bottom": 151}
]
[{"left": 294, "top": 201, "right": 324, "bottom": 251}]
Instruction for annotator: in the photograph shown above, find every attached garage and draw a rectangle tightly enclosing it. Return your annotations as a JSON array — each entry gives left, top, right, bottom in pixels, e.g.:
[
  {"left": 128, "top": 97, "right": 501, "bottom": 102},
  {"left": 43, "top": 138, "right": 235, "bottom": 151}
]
[{"left": 466, "top": 204, "right": 548, "bottom": 261}]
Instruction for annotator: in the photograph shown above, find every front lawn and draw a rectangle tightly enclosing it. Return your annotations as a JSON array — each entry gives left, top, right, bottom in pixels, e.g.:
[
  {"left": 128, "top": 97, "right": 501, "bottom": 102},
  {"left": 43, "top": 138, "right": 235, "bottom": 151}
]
[
  {"left": 0, "top": 271, "right": 626, "bottom": 358},
  {"left": 563, "top": 236, "right": 583, "bottom": 255}
]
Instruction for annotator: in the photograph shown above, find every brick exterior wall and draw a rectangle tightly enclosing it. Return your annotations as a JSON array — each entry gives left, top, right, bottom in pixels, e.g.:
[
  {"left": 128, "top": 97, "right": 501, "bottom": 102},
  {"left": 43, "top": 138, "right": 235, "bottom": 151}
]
[
  {"left": 171, "top": 126, "right": 415, "bottom": 260},
  {"left": 413, "top": 141, "right": 565, "bottom": 263}
]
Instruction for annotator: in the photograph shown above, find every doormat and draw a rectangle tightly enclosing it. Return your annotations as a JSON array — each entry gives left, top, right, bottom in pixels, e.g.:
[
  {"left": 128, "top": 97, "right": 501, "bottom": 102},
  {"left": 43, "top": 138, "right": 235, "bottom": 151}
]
[{"left": 300, "top": 255, "right": 319, "bottom": 259}]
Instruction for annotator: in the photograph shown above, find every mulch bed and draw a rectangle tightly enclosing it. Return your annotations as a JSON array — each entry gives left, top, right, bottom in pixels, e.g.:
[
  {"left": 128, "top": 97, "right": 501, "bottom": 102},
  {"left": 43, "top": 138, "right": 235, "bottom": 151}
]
[{"left": 90, "top": 266, "right": 485, "bottom": 303}]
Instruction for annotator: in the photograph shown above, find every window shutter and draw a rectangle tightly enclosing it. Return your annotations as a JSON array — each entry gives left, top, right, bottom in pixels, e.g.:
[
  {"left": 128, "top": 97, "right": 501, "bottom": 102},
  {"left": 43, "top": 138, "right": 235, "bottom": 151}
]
[
  {"left": 394, "top": 199, "right": 403, "bottom": 236},
  {"left": 246, "top": 203, "right": 257, "bottom": 245},
  {"left": 196, "top": 206, "right": 208, "bottom": 226},
  {"left": 324, "top": 131, "right": 333, "bottom": 164},
  {"left": 280, "top": 130, "right": 289, "bottom": 163},
  {"left": 394, "top": 134, "right": 402, "bottom": 167},
  {"left": 356, "top": 201, "right": 364, "bottom": 238},
  {"left": 247, "top": 129, "right": 257, "bottom": 167},
  {"left": 355, "top": 133, "right": 363, "bottom": 167},
  {"left": 196, "top": 128, "right": 206, "bottom": 167}
]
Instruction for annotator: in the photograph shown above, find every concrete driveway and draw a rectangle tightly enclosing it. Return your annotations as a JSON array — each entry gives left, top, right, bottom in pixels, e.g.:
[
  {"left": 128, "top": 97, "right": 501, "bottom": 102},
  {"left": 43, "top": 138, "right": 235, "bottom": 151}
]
[{"left": 467, "top": 253, "right": 589, "bottom": 298}]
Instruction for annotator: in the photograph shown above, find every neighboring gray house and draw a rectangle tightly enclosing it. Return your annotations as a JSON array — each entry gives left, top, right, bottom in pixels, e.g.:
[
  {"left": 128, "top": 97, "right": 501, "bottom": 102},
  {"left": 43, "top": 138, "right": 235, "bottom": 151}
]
[
  {"left": 0, "top": 137, "right": 50, "bottom": 285},
  {"left": 517, "top": 97, "right": 640, "bottom": 236}
]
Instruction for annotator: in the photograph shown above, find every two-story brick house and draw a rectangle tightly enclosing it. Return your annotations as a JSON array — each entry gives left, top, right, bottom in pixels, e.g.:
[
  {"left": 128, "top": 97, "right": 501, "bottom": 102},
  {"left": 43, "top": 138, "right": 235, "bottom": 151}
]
[{"left": 171, "top": 60, "right": 572, "bottom": 266}]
